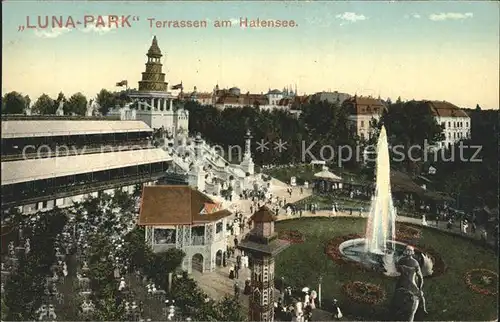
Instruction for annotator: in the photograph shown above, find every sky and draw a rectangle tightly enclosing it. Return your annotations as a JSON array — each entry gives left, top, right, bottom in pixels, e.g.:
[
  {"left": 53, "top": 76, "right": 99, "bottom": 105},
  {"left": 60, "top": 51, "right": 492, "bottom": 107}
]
[{"left": 2, "top": 1, "right": 499, "bottom": 109}]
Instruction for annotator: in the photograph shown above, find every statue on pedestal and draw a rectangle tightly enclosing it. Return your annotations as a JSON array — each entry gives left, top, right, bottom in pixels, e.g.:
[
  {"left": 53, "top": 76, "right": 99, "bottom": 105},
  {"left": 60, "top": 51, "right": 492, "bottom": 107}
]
[{"left": 390, "top": 246, "right": 428, "bottom": 322}]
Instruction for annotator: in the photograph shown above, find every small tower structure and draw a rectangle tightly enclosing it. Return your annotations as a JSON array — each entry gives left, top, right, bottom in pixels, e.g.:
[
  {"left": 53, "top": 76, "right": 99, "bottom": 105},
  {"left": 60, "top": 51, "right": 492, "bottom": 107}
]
[
  {"left": 138, "top": 36, "right": 168, "bottom": 92},
  {"left": 240, "top": 129, "right": 255, "bottom": 175},
  {"left": 188, "top": 133, "right": 206, "bottom": 191},
  {"left": 119, "top": 36, "right": 188, "bottom": 134},
  {"left": 238, "top": 206, "right": 290, "bottom": 321}
]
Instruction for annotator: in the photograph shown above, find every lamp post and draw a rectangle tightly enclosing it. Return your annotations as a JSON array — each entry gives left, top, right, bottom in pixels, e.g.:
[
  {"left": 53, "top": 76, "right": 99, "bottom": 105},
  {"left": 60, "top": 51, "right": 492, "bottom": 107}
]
[{"left": 318, "top": 276, "right": 323, "bottom": 308}]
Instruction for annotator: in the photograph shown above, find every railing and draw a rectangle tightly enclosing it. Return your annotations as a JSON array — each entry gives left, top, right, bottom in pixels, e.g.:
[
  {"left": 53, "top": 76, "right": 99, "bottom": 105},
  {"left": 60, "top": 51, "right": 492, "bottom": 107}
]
[
  {"left": 1, "top": 115, "right": 121, "bottom": 121},
  {"left": 191, "top": 235, "right": 205, "bottom": 246},
  {"left": 1, "top": 141, "right": 151, "bottom": 161},
  {"left": 1, "top": 172, "right": 165, "bottom": 209}
]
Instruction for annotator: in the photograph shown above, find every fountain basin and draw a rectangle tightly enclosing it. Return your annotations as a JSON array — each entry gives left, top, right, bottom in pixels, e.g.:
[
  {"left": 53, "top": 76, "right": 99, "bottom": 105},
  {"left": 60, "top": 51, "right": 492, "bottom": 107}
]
[{"left": 339, "top": 238, "right": 434, "bottom": 276}]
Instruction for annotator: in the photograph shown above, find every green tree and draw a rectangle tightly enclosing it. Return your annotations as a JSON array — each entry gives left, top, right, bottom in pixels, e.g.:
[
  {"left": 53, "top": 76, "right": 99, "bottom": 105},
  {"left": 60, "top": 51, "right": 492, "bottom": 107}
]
[
  {"left": 146, "top": 249, "right": 185, "bottom": 290},
  {"left": 380, "top": 100, "right": 444, "bottom": 173},
  {"left": 96, "top": 89, "right": 116, "bottom": 115},
  {"left": 64, "top": 92, "right": 87, "bottom": 116},
  {"left": 2, "top": 91, "right": 27, "bottom": 114},
  {"left": 32, "top": 93, "right": 56, "bottom": 115},
  {"left": 214, "top": 296, "right": 246, "bottom": 321}
]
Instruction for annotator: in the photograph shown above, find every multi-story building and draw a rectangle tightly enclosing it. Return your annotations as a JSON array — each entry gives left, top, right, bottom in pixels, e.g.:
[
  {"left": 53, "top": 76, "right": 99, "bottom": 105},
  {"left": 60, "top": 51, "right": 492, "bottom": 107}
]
[
  {"left": 109, "top": 36, "right": 189, "bottom": 135},
  {"left": 424, "top": 100, "right": 471, "bottom": 149},
  {"left": 138, "top": 185, "right": 232, "bottom": 273},
  {"left": 1, "top": 116, "right": 171, "bottom": 214},
  {"left": 309, "top": 91, "right": 351, "bottom": 106},
  {"left": 344, "top": 95, "right": 387, "bottom": 140},
  {"left": 189, "top": 86, "right": 296, "bottom": 110}
]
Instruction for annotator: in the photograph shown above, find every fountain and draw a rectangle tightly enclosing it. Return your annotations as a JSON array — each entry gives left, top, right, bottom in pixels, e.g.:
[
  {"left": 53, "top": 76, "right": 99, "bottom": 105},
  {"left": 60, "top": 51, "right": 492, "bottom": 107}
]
[{"left": 338, "top": 126, "right": 433, "bottom": 277}]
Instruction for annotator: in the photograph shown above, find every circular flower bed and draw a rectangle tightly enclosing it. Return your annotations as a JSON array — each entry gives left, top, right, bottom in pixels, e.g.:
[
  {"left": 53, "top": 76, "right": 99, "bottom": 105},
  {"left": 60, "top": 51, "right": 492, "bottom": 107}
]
[
  {"left": 342, "top": 281, "right": 386, "bottom": 305},
  {"left": 325, "top": 234, "right": 369, "bottom": 271},
  {"left": 396, "top": 224, "right": 422, "bottom": 242},
  {"left": 464, "top": 269, "right": 498, "bottom": 296},
  {"left": 278, "top": 230, "right": 305, "bottom": 244}
]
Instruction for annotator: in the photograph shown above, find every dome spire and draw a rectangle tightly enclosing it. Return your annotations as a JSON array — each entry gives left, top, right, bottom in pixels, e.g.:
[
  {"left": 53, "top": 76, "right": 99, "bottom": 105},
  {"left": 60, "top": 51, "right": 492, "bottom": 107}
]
[{"left": 147, "top": 35, "right": 162, "bottom": 57}]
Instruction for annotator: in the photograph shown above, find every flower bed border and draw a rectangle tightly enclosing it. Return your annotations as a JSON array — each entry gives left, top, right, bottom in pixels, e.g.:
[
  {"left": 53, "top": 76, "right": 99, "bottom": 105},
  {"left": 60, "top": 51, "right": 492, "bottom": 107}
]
[
  {"left": 342, "top": 281, "right": 386, "bottom": 305},
  {"left": 396, "top": 224, "right": 422, "bottom": 242},
  {"left": 278, "top": 230, "right": 305, "bottom": 244},
  {"left": 464, "top": 269, "right": 498, "bottom": 296},
  {"left": 325, "top": 234, "right": 370, "bottom": 271}
]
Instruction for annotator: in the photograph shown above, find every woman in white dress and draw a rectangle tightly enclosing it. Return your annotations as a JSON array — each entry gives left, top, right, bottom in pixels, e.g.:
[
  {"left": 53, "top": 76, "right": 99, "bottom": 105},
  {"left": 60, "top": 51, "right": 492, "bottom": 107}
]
[{"left": 421, "top": 214, "right": 428, "bottom": 226}]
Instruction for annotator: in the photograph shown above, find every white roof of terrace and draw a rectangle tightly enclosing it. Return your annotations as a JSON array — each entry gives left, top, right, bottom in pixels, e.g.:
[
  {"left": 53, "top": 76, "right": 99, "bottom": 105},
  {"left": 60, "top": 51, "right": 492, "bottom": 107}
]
[
  {"left": 1, "top": 148, "right": 171, "bottom": 185},
  {"left": 1, "top": 120, "right": 153, "bottom": 139}
]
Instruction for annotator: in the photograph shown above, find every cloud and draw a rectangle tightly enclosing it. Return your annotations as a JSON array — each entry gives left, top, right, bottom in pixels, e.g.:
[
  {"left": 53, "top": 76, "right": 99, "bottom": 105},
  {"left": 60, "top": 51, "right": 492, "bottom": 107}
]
[
  {"left": 428, "top": 12, "right": 473, "bottom": 21},
  {"left": 335, "top": 12, "right": 367, "bottom": 24},
  {"left": 81, "top": 23, "right": 117, "bottom": 35},
  {"left": 34, "top": 27, "right": 72, "bottom": 39},
  {"left": 404, "top": 13, "right": 421, "bottom": 19}
]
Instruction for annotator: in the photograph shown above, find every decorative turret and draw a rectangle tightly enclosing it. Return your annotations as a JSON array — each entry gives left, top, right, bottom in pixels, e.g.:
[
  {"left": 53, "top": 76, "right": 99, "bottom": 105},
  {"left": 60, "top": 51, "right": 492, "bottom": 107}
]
[
  {"left": 238, "top": 206, "right": 290, "bottom": 321},
  {"left": 138, "top": 36, "right": 169, "bottom": 92},
  {"left": 194, "top": 133, "right": 203, "bottom": 160},
  {"left": 240, "top": 129, "right": 255, "bottom": 175},
  {"left": 244, "top": 129, "right": 252, "bottom": 157}
]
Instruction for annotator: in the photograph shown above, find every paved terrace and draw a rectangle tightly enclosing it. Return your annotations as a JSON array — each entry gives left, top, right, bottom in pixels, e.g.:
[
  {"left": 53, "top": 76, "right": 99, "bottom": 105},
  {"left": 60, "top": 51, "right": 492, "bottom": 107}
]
[{"left": 193, "top": 179, "right": 496, "bottom": 310}]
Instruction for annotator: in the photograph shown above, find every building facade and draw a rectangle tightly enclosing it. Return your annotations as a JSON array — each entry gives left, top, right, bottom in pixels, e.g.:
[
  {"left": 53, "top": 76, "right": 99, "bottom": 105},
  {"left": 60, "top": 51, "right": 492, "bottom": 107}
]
[
  {"left": 424, "top": 100, "right": 471, "bottom": 149},
  {"left": 165, "top": 129, "right": 265, "bottom": 201},
  {"left": 138, "top": 185, "right": 232, "bottom": 273},
  {"left": 344, "top": 95, "right": 387, "bottom": 140},
  {"left": 309, "top": 91, "right": 351, "bottom": 106},
  {"left": 181, "top": 85, "right": 298, "bottom": 110},
  {"left": 1, "top": 116, "right": 171, "bottom": 215}
]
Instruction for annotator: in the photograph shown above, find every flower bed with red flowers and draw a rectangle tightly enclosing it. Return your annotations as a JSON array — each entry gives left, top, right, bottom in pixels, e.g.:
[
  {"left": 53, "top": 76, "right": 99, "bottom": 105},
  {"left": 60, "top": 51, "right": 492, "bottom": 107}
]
[
  {"left": 324, "top": 234, "right": 370, "bottom": 271},
  {"left": 464, "top": 269, "right": 498, "bottom": 296},
  {"left": 342, "top": 281, "right": 386, "bottom": 305},
  {"left": 278, "top": 230, "right": 305, "bottom": 244},
  {"left": 396, "top": 224, "right": 422, "bottom": 242}
]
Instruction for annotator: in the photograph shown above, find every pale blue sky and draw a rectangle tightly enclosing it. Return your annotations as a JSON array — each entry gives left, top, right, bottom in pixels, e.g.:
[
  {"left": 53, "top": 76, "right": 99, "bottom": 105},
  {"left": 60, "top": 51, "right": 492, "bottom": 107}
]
[{"left": 3, "top": 1, "right": 499, "bottom": 108}]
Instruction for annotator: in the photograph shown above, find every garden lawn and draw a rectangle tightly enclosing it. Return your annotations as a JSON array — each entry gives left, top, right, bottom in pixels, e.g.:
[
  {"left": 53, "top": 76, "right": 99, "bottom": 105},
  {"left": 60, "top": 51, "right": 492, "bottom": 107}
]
[{"left": 274, "top": 217, "right": 498, "bottom": 321}]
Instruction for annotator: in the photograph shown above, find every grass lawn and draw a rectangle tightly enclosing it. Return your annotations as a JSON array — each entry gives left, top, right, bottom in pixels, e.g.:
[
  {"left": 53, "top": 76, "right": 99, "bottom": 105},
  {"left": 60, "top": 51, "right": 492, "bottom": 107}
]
[{"left": 274, "top": 217, "right": 498, "bottom": 321}]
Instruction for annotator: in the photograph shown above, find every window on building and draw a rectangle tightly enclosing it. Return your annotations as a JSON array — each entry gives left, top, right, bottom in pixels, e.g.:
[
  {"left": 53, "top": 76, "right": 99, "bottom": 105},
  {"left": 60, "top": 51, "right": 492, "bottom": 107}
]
[
  {"left": 453, "top": 133, "right": 456, "bottom": 139},
  {"left": 448, "top": 122, "right": 451, "bottom": 127},
  {"left": 216, "top": 222, "right": 223, "bottom": 233},
  {"left": 42, "top": 200, "right": 47, "bottom": 209},
  {"left": 441, "top": 122, "right": 445, "bottom": 128},
  {"left": 448, "top": 133, "right": 451, "bottom": 139},
  {"left": 360, "top": 121, "right": 364, "bottom": 127},
  {"left": 466, "top": 122, "right": 469, "bottom": 127}
]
